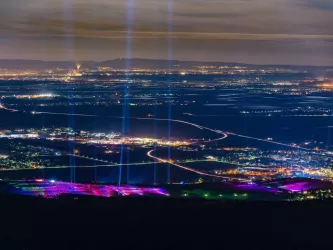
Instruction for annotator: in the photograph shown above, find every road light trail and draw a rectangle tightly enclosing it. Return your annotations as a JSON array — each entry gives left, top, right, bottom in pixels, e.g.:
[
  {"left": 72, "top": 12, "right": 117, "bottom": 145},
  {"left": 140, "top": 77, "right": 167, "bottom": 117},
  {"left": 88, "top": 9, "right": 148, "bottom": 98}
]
[
  {"left": 0, "top": 103, "right": 19, "bottom": 112},
  {"left": 67, "top": 154, "right": 110, "bottom": 163},
  {"left": 147, "top": 150, "right": 225, "bottom": 178},
  {"left": 27, "top": 110, "right": 229, "bottom": 140},
  {"left": 33, "top": 110, "right": 317, "bottom": 151},
  {"left": 1, "top": 105, "right": 328, "bottom": 153},
  {"left": 0, "top": 159, "right": 221, "bottom": 171},
  {"left": 0, "top": 162, "right": 161, "bottom": 171},
  {"left": 147, "top": 150, "right": 248, "bottom": 181},
  {"left": 202, "top": 133, "right": 228, "bottom": 143},
  {"left": 227, "top": 132, "right": 313, "bottom": 151}
]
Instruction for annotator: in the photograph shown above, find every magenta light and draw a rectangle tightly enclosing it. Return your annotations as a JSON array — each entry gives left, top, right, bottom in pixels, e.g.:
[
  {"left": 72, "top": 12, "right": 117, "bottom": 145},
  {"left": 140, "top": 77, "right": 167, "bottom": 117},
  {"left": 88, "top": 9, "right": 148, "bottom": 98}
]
[
  {"left": 281, "top": 182, "right": 313, "bottom": 192},
  {"left": 236, "top": 183, "right": 281, "bottom": 193},
  {"left": 10, "top": 179, "right": 169, "bottom": 198}
]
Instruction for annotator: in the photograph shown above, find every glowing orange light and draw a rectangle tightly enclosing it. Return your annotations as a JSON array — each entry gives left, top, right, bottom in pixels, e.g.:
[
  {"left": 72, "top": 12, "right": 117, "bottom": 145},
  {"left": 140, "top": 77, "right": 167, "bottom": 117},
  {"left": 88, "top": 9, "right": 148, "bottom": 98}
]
[{"left": 317, "top": 81, "right": 333, "bottom": 88}]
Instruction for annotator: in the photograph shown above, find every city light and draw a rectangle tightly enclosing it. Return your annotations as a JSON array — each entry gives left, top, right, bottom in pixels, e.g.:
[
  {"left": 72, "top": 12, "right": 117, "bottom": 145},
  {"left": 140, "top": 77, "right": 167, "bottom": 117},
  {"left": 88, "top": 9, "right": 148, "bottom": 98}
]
[{"left": 7, "top": 180, "right": 169, "bottom": 198}]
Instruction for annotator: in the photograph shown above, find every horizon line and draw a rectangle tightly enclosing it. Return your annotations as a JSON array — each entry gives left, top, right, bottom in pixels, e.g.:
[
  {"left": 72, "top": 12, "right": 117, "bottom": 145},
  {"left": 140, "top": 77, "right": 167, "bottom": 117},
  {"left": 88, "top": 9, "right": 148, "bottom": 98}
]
[{"left": 0, "top": 57, "right": 332, "bottom": 68}]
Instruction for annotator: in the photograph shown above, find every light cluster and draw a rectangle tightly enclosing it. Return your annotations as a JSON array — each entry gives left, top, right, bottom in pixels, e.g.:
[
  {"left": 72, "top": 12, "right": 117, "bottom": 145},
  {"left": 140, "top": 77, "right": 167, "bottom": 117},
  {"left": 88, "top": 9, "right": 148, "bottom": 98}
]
[
  {"left": 8, "top": 179, "right": 168, "bottom": 198},
  {"left": 261, "top": 178, "right": 333, "bottom": 193}
]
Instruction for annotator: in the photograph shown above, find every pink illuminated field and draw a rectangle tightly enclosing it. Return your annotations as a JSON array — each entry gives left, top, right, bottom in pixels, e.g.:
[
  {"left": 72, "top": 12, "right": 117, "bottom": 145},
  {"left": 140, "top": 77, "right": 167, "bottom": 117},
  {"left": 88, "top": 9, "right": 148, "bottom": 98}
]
[{"left": 8, "top": 179, "right": 168, "bottom": 198}]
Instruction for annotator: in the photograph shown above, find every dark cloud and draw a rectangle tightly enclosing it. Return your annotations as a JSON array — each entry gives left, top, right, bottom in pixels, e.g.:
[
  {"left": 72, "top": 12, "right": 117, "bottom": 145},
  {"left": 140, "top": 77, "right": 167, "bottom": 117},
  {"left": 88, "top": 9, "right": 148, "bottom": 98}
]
[{"left": 301, "top": 0, "right": 333, "bottom": 11}]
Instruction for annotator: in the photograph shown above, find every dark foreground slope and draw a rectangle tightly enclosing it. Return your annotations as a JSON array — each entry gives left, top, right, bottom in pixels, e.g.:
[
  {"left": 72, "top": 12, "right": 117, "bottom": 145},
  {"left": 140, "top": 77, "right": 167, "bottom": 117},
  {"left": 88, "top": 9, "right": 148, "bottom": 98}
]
[{"left": 0, "top": 194, "right": 331, "bottom": 250}]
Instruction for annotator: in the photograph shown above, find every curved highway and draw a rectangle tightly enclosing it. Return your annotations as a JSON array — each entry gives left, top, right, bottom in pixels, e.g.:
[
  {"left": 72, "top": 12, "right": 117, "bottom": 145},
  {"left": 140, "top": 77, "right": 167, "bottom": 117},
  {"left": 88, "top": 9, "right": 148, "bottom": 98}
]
[
  {"left": 147, "top": 150, "right": 248, "bottom": 181},
  {"left": 29, "top": 110, "right": 327, "bottom": 152},
  {"left": 0, "top": 103, "right": 18, "bottom": 112},
  {"left": 0, "top": 103, "right": 328, "bottom": 153}
]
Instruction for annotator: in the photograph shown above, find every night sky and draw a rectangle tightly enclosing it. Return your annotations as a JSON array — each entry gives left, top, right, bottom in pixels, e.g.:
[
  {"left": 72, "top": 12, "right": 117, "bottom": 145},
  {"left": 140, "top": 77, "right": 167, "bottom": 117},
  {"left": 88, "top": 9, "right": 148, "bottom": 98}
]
[{"left": 1, "top": 0, "right": 333, "bottom": 65}]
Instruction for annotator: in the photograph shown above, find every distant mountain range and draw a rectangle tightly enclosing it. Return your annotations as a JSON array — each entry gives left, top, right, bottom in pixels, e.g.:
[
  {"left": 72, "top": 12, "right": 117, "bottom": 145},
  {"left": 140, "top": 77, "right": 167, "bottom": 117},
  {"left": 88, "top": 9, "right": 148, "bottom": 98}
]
[
  {"left": 0, "top": 58, "right": 247, "bottom": 70},
  {"left": 0, "top": 58, "right": 331, "bottom": 71}
]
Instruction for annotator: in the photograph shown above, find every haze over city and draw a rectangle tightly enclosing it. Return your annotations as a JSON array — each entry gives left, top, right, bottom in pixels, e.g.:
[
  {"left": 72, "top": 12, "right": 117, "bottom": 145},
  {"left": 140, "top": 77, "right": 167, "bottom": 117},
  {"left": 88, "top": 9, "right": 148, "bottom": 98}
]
[
  {"left": 2, "top": 1, "right": 333, "bottom": 249},
  {"left": 1, "top": 0, "right": 333, "bottom": 65}
]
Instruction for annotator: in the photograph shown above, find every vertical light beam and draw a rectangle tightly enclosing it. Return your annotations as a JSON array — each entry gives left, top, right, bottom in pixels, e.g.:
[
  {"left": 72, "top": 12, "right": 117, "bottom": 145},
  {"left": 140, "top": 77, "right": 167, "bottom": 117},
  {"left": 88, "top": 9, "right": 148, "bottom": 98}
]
[
  {"left": 167, "top": 0, "right": 173, "bottom": 184},
  {"left": 119, "top": 0, "right": 135, "bottom": 186},
  {"left": 62, "top": 0, "right": 76, "bottom": 183}
]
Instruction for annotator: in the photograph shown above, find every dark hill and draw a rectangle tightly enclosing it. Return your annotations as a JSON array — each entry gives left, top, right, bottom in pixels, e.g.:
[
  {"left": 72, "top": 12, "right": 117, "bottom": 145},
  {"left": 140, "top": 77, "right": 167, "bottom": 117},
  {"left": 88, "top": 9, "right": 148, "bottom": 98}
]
[{"left": 0, "top": 193, "right": 331, "bottom": 250}]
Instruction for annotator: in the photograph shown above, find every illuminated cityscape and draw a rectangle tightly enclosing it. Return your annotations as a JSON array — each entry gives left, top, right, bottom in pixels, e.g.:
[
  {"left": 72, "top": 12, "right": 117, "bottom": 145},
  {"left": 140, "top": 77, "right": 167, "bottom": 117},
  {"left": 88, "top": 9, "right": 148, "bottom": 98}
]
[
  {"left": 1, "top": 0, "right": 333, "bottom": 248},
  {"left": 0, "top": 62, "right": 333, "bottom": 199}
]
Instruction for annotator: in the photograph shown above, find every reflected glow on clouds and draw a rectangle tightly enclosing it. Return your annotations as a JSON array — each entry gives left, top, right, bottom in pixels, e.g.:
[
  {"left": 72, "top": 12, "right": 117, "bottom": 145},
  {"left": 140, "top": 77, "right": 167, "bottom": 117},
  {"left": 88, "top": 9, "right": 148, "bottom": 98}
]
[{"left": 1, "top": 0, "right": 333, "bottom": 65}]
